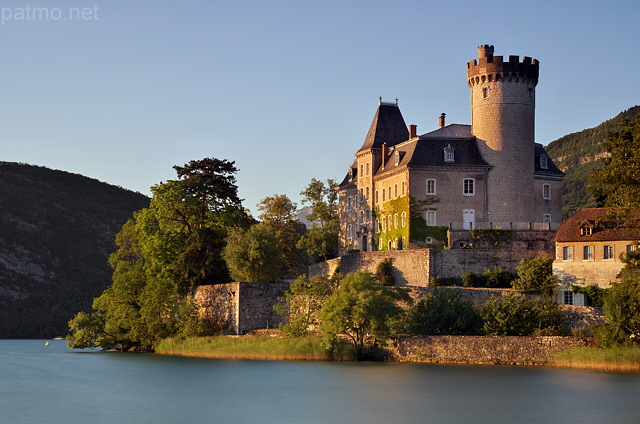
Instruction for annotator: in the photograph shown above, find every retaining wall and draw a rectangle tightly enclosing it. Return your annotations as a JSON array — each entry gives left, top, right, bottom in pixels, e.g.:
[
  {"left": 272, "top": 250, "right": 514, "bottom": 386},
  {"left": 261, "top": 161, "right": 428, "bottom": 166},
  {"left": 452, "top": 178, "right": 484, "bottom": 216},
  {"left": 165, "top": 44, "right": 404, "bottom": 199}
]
[{"left": 389, "top": 335, "right": 595, "bottom": 365}]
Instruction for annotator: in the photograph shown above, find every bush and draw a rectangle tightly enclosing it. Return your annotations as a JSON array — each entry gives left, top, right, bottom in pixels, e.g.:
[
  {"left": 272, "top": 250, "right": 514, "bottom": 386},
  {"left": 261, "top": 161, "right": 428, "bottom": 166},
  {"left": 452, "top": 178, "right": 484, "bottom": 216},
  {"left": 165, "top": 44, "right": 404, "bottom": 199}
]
[
  {"left": 481, "top": 266, "right": 514, "bottom": 288},
  {"left": 460, "top": 272, "right": 480, "bottom": 288},
  {"left": 481, "top": 294, "right": 567, "bottom": 336},
  {"left": 405, "top": 289, "right": 482, "bottom": 335},
  {"left": 512, "top": 257, "right": 557, "bottom": 294},
  {"left": 375, "top": 258, "right": 395, "bottom": 286}
]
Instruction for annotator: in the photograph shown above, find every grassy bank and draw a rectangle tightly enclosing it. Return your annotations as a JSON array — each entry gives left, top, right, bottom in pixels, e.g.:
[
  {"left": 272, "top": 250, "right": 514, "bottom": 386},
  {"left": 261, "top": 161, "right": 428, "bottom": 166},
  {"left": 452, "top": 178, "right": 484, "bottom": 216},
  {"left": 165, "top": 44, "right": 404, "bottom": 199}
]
[
  {"left": 155, "top": 335, "right": 356, "bottom": 361},
  {"left": 554, "top": 347, "right": 640, "bottom": 372}
]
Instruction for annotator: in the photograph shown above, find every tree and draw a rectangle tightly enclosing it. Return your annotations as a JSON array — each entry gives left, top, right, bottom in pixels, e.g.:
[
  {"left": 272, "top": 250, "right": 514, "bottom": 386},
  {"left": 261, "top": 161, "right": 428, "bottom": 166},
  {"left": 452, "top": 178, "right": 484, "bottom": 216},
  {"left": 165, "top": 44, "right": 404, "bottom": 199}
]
[
  {"left": 594, "top": 249, "right": 640, "bottom": 347},
  {"left": 512, "top": 257, "right": 558, "bottom": 294},
  {"left": 67, "top": 157, "right": 250, "bottom": 351},
  {"left": 297, "top": 179, "right": 339, "bottom": 262},
  {"left": 222, "top": 223, "right": 287, "bottom": 282},
  {"left": 481, "top": 294, "right": 566, "bottom": 336},
  {"left": 588, "top": 115, "right": 640, "bottom": 207},
  {"left": 257, "top": 194, "right": 306, "bottom": 274},
  {"left": 320, "top": 271, "right": 411, "bottom": 359},
  {"left": 276, "top": 273, "right": 339, "bottom": 337},
  {"left": 405, "top": 289, "right": 482, "bottom": 335}
]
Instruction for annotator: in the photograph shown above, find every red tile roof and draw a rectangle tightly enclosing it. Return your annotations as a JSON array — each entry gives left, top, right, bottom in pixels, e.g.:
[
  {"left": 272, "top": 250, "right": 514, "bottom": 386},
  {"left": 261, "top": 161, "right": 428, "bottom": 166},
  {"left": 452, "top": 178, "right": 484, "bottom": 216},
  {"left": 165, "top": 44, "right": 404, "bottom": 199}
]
[{"left": 553, "top": 208, "right": 640, "bottom": 242}]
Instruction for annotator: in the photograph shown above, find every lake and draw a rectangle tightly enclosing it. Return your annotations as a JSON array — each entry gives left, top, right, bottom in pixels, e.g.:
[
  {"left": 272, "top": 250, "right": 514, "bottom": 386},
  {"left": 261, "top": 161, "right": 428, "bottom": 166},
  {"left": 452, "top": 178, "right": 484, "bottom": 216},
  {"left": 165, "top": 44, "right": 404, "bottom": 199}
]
[{"left": 1, "top": 339, "right": 639, "bottom": 424}]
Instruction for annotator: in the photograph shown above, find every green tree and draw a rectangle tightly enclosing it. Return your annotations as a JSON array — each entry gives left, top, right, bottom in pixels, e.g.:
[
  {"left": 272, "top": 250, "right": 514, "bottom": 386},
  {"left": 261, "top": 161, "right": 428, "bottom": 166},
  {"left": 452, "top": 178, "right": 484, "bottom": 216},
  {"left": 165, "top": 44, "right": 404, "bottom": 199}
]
[
  {"left": 276, "top": 273, "right": 339, "bottom": 337},
  {"left": 257, "top": 194, "right": 306, "bottom": 274},
  {"left": 588, "top": 115, "right": 640, "bottom": 207},
  {"left": 67, "top": 157, "right": 250, "bottom": 351},
  {"left": 512, "top": 257, "right": 558, "bottom": 294},
  {"left": 320, "top": 271, "right": 411, "bottom": 359},
  {"left": 222, "top": 223, "right": 287, "bottom": 282},
  {"left": 297, "top": 178, "right": 339, "bottom": 262},
  {"left": 405, "top": 289, "right": 482, "bottom": 335},
  {"left": 481, "top": 294, "right": 566, "bottom": 336}
]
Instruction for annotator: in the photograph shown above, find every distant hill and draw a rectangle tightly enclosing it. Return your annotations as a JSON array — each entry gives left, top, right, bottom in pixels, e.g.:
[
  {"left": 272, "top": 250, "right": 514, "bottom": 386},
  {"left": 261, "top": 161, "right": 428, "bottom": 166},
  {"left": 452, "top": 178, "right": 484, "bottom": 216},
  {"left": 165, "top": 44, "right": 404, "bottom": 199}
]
[
  {"left": 546, "top": 105, "right": 640, "bottom": 219},
  {"left": 0, "top": 163, "right": 149, "bottom": 338}
]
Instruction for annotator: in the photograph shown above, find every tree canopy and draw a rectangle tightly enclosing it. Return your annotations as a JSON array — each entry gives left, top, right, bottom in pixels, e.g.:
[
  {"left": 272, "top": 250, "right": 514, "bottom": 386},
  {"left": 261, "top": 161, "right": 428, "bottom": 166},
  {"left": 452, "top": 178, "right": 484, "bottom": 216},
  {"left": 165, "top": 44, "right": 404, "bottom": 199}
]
[
  {"left": 588, "top": 115, "right": 640, "bottom": 208},
  {"left": 67, "top": 157, "right": 252, "bottom": 351},
  {"left": 297, "top": 178, "right": 339, "bottom": 262}
]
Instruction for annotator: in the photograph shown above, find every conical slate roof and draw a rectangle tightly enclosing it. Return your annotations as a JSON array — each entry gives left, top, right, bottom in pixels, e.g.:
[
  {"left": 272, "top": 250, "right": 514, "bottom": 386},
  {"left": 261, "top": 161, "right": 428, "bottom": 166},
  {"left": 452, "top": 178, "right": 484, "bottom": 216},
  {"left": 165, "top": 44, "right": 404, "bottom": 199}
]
[{"left": 357, "top": 102, "right": 409, "bottom": 153}]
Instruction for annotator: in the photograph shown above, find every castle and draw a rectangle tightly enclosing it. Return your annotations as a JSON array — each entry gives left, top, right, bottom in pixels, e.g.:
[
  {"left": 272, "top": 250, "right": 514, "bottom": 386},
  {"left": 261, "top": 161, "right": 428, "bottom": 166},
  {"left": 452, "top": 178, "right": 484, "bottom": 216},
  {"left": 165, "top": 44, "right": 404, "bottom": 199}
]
[{"left": 337, "top": 45, "right": 564, "bottom": 253}]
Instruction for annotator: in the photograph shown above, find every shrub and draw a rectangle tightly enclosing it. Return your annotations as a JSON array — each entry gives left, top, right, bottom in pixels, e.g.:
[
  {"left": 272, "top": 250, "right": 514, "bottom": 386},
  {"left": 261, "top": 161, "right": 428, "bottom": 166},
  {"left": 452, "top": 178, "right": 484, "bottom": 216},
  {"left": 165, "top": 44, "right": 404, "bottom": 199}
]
[
  {"left": 512, "top": 257, "right": 557, "bottom": 294},
  {"left": 405, "top": 289, "right": 482, "bottom": 335},
  {"left": 375, "top": 258, "right": 395, "bottom": 286},
  {"left": 481, "top": 294, "right": 567, "bottom": 336},
  {"left": 460, "top": 272, "right": 480, "bottom": 288},
  {"left": 482, "top": 266, "right": 514, "bottom": 288}
]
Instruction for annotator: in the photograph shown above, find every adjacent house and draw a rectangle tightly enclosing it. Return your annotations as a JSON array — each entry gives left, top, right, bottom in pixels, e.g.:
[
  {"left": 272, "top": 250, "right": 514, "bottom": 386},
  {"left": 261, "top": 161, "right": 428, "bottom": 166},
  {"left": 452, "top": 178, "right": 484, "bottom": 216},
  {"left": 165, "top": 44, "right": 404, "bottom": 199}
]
[{"left": 552, "top": 208, "right": 640, "bottom": 305}]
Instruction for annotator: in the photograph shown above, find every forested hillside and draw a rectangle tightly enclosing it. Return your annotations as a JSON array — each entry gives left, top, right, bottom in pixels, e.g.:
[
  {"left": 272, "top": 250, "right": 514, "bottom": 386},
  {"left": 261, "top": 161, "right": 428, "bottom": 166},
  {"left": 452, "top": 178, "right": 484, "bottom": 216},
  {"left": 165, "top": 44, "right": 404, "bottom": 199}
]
[
  {"left": 0, "top": 163, "right": 149, "bottom": 338},
  {"left": 546, "top": 105, "right": 640, "bottom": 219}
]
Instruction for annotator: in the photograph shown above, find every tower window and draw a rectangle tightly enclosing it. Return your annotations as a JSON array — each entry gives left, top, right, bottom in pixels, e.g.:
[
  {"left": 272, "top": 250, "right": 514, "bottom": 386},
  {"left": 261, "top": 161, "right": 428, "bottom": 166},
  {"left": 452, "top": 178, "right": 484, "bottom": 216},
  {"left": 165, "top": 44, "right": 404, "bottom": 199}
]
[
  {"left": 426, "top": 179, "right": 436, "bottom": 195},
  {"left": 528, "top": 88, "right": 533, "bottom": 100},
  {"left": 542, "top": 184, "right": 551, "bottom": 200},
  {"left": 444, "top": 145, "right": 455, "bottom": 163},
  {"left": 463, "top": 178, "right": 475, "bottom": 196},
  {"left": 543, "top": 214, "right": 551, "bottom": 223},
  {"left": 482, "top": 87, "right": 489, "bottom": 99}
]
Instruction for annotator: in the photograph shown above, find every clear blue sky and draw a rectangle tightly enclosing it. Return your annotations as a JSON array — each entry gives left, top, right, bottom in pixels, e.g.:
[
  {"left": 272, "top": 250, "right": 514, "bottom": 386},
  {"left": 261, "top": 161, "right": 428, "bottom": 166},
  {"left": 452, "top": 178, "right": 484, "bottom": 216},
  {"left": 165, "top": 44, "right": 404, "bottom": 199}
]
[{"left": 1, "top": 0, "right": 638, "bottom": 213}]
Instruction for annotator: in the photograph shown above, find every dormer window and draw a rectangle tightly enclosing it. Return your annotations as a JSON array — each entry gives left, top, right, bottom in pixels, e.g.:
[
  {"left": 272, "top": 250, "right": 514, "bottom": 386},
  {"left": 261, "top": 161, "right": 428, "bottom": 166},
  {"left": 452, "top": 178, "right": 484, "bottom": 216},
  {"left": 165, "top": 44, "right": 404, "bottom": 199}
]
[
  {"left": 540, "top": 155, "right": 549, "bottom": 169},
  {"left": 580, "top": 226, "right": 593, "bottom": 236},
  {"left": 395, "top": 150, "right": 400, "bottom": 165},
  {"left": 444, "top": 145, "right": 455, "bottom": 163}
]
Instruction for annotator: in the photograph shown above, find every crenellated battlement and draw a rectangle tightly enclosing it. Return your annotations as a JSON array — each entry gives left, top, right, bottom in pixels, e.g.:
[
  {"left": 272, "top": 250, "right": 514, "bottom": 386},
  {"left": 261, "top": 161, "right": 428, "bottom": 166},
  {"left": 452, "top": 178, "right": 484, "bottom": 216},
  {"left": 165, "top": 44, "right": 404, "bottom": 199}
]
[{"left": 466, "top": 48, "right": 539, "bottom": 86}]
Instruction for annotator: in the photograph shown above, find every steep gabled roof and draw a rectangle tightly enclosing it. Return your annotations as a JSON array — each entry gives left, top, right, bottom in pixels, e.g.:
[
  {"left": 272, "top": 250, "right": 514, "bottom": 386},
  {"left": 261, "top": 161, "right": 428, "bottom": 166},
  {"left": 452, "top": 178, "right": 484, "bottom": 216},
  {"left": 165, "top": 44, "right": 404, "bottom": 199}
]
[
  {"left": 534, "top": 143, "right": 564, "bottom": 178},
  {"left": 553, "top": 208, "right": 640, "bottom": 242},
  {"left": 357, "top": 102, "right": 409, "bottom": 153}
]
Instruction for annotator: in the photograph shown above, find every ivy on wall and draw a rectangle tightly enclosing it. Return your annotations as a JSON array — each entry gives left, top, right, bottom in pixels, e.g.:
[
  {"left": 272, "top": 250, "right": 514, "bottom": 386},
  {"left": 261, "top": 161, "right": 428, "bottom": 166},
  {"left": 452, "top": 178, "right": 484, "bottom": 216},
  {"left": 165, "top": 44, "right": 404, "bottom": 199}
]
[
  {"left": 409, "top": 196, "right": 447, "bottom": 247},
  {"left": 468, "top": 228, "right": 514, "bottom": 248},
  {"left": 374, "top": 196, "right": 409, "bottom": 250}
]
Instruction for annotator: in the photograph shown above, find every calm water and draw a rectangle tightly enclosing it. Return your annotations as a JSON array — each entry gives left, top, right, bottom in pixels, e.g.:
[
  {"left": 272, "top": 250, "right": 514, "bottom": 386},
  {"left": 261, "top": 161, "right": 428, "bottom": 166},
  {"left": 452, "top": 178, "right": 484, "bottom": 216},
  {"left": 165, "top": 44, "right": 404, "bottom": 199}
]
[{"left": 1, "top": 340, "right": 640, "bottom": 424}]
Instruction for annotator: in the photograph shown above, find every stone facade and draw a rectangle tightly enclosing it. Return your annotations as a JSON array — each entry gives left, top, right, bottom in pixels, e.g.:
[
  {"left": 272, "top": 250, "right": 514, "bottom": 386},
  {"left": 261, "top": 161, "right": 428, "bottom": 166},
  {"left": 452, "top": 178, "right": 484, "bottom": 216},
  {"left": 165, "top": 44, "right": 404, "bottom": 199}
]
[
  {"left": 337, "top": 45, "right": 563, "bottom": 254},
  {"left": 195, "top": 282, "right": 290, "bottom": 335},
  {"left": 309, "top": 249, "right": 553, "bottom": 287}
]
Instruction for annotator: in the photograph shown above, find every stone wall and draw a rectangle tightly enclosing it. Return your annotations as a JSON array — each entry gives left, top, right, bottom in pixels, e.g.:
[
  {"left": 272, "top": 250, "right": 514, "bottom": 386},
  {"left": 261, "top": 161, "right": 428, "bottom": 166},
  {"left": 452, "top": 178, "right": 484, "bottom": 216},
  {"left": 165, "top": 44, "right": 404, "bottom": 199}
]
[
  {"left": 389, "top": 335, "right": 594, "bottom": 365},
  {"left": 195, "top": 282, "right": 291, "bottom": 335},
  {"left": 309, "top": 249, "right": 553, "bottom": 287}
]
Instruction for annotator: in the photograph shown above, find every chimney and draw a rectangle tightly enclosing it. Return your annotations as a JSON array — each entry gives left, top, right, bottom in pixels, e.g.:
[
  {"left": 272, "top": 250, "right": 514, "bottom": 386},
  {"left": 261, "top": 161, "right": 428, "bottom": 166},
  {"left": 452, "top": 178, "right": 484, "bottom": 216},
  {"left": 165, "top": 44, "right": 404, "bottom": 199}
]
[
  {"left": 439, "top": 113, "right": 446, "bottom": 128},
  {"left": 409, "top": 124, "right": 417, "bottom": 139},
  {"left": 381, "top": 142, "right": 387, "bottom": 169}
]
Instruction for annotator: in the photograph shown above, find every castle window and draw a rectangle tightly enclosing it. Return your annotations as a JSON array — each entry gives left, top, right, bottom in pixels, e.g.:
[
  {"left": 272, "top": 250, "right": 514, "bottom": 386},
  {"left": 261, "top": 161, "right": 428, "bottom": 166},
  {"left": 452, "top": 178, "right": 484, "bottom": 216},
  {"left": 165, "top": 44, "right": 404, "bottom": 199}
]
[
  {"left": 482, "top": 87, "right": 489, "bottom": 99},
  {"left": 359, "top": 210, "right": 364, "bottom": 224},
  {"left": 426, "top": 237, "right": 434, "bottom": 244},
  {"left": 627, "top": 244, "right": 638, "bottom": 253},
  {"left": 540, "top": 155, "right": 549, "bottom": 169},
  {"left": 543, "top": 184, "right": 551, "bottom": 200},
  {"left": 395, "top": 150, "right": 400, "bottom": 166},
  {"left": 347, "top": 197, "right": 352, "bottom": 211},
  {"left": 379, "top": 238, "right": 383, "bottom": 250},
  {"left": 604, "top": 245, "right": 614, "bottom": 260},
  {"left": 543, "top": 214, "right": 551, "bottom": 223},
  {"left": 563, "top": 291, "right": 574, "bottom": 305},
  {"left": 381, "top": 218, "right": 386, "bottom": 232},
  {"left": 528, "top": 88, "right": 533, "bottom": 100},
  {"left": 347, "top": 224, "right": 352, "bottom": 240},
  {"left": 360, "top": 188, "right": 364, "bottom": 202},
  {"left": 382, "top": 188, "right": 385, "bottom": 202},
  {"left": 401, "top": 211, "right": 407, "bottom": 227},
  {"left": 366, "top": 186, "right": 370, "bottom": 200},
  {"left": 580, "top": 226, "right": 593, "bottom": 236},
  {"left": 394, "top": 184, "right": 398, "bottom": 198},
  {"left": 394, "top": 213, "right": 398, "bottom": 229},
  {"left": 583, "top": 245, "right": 593, "bottom": 260},
  {"left": 402, "top": 181, "right": 406, "bottom": 196},
  {"left": 388, "top": 187, "right": 391, "bottom": 199},
  {"left": 562, "top": 246, "right": 573, "bottom": 261},
  {"left": 426, "top": 179, "right": 436, "bottom": 195},
  {"left": 360, "top": 164, "right": 364, "bottom": 176},
  {"left": 366, "top": 163, "right": 370, "bottom": 176},
  {"left": 444, "top": 145, "right": 455, "bottom": 163},
  {"left": 375, "top": 190, "right": 379, "bottom": 204},
  {"left": 463, "top": 178, "right": 475, "bottom": 196},
  {"left": 388, "top": 215, "right": 392, "bottom": 230},
  {"left": 426, "top": 210, "right": 436, "bottom": 226}
]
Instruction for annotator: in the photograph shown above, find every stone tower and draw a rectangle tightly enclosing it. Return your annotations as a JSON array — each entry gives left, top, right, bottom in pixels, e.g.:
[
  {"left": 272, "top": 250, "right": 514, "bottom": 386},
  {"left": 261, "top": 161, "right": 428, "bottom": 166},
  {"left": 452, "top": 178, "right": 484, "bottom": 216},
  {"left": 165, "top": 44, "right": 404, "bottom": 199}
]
[{"left": 467, "top": 45, "right": 539, "bottom": 224}]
